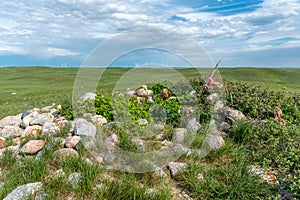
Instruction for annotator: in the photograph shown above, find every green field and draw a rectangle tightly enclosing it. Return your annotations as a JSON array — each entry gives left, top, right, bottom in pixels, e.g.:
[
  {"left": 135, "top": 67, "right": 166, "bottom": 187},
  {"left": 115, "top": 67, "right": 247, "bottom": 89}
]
[{"left": 1, "top": 67, "right": 299, "bottom": 119}]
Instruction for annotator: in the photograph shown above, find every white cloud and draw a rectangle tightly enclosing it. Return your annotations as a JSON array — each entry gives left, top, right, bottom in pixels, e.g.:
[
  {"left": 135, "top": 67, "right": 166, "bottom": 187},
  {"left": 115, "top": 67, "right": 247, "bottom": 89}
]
[{"left": 46, "top": 48, "right": 80, "bottom": 57}]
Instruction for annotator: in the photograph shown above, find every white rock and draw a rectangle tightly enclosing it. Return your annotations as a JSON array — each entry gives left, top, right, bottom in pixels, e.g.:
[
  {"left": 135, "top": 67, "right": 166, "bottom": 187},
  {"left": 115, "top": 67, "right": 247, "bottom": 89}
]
[
  {"left": 74, "top": 118, "right": 96, "bottom": 138},
  {"left": 3, "top": 182, "right": 43, "bottom": 200},
  {"left": 0, "top": 115, "right": 21, "bottom": 128},
  {"left": 172, "top": 128, "right": 187, "bottom": 144},
  {"left": 205, "top": 134, "right": 225, "bottom": 150},
  {"left": 0, "top": 126, "right": 23, "bottom": 139},
  {"left": 81, "top": 92, "right": 96, "bottom": 101},
  {"left": 168, "top": 162, "right": 187, "bottom": 177}
]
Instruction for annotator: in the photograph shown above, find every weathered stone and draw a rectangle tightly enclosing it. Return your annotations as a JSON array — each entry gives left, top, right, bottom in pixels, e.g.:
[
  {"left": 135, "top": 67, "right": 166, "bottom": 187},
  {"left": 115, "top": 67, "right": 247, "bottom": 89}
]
[
  {"left": 41, "top": 122, "right": 58, "bottom": 135},
  {"left": 3, "top": 182, "right": 43, "bottom": 200},
  {"left": 172, "top": 128, "right": 187, "bottom": 143},
  {"left": 41, "top": 106, "right": 53, "bottom": 112},
  {"left": 34, "top": 192, "right": 47, "bottom": 200},
  {"left": 91, "top": 115, "right": 107, "bottom": 127},
  {"left": 21, "top": 110, "right": 39, "bottom": 128},
  {"left": 168, "top": 162, "right": 187, "bottom": 177},
  {"left": 21, "top": 110, "right": 33, "bottom": 120},
  {"left": 146, "top": 96, "right": 154, "bottom": 103},
  {"left": 154, "top": 167, "right": 167, "bottom": 178},
  {"left": 22, "top": 125, "right": 42, "bottom": 138},
  {"left": 51, "top": 110, "right": 60, "bottom": 117},
  {"left": 154, "top": 133, "right": 164, "bottom": 140},
  {"left": 0, "top": 115, "right": 21, "bottom": 128},
  {"left": 214, "top": 100, "right": 224, "bottom": 111},
  {"left": 29, "top": 113, "right": 54, "bottom": 126},
  {"left": 135, "top": 87, "right": 148, "bottom": 97},
  {"left": 172, "top": 145, "right": 192, "bottom": 156},
  {"left": 74, "top": 118, "right": 96, "bottom": 138},
  {"left": 20, "top": 140, "right": 45, "bottom": 155},
  {"left": 225, "top": 107, "right": 246, "bottom": 121},
  {"left": 0, "top": 137, "right": 7, "bottom": 149},
  {"left": 206, "top": 93, "right": 218, "bottom": 103},
  {"left": 81, "top": 92, "right": 96, "bottom": 101},
  {"left": 126, "top": 89, "right": 135, "bottom": 97},
  {"left": 187, "top": 117, "right": 200, "bottom": 132},
  {"left": 205, "top": 134, "right": 225, "bottom": 150},
  {"left": 65, "top": 136, "right": 81, "bottom": 148},
  {"left": 68, "top": 172, "right": 82, "bottom": 188},
  {"left": 0, "top": 145, "right": 19, "bottom": 157},
  {"left": 137, "top": 118, "right": 148, "bottom": 126},
  {"left": 181, "top": 107, "right": 195, "bottom": 118},
  {"left": 0, "top": 126, "right": 22, "bottom": 139},
  {"left": 53, "top": 148, "right": 79, "bottom": 161},
  {"left": 219, "top": 122, "right": 230, "bottom": 131}
]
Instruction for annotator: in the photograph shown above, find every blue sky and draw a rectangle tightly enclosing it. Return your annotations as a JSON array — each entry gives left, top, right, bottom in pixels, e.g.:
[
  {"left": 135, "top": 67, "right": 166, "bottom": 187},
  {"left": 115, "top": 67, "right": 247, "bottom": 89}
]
[{"left": 0, "top": 0, "right": 299, "bottom": 67}]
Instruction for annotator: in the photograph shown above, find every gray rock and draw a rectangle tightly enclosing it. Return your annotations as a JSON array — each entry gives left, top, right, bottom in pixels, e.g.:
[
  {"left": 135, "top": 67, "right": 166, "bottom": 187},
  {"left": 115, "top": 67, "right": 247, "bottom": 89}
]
[
  {"left": 34, "top": 192, "right": 47, "bottom": 200},
  {"left": 0, "top": 126, "right": 22, "bottom": 139},
  {"left": 103, "top": 153, "right": 116, "bottom": 165},
  {"left": 172, "top": 145, "right": 192, "bottom": 156},
  {"left": 74, "top": 118, "right": 96, "bottom": 138},
  {"left": 172, "top": 128, "right": 187, "bottom": 143},
  {"left": 205, "top": 134, "right": 225, "bottom": 150},
  {"left": 168, "top": 162, "right": 187, "bottom": 177},
  {"left": 30, "top": 113, "right": 54, "bottom": 126},
  {"left": 219, "top": 122, "right": 230, "bottom": 131},
  {"left": 137, "top": 118, "right": 148, "bottom": 126},
  {"left": 3, "top": 182, "right": 43, "bottom": 200},
  {"left": 21, "top": 110, "right": 32, "bottom": 120},
  {"left": 81, "top": 92, "right": 96, "bottom": 101},
  {"left": 21, "top": 111, "right": 39, "bottom": 128},
  {"left": 126, "top": 89, "right": 135, "bottom": 97},
  {"left": 103, "top": 134, "right": 119, "bottom": 151},
  {"left": 187, "top": 117, "right": 200, "bottom": 132},
  {"left": 41, "top": 122, "right": 58, "bottom": 135},
  {"left": 0, "top": 115, "right": 21, "bottom": 128},
  {"left": 51, "top": 110, "right": 60, "bottom": 117},
  {"left": 206, "top": 93, "right": 218, "bottom": 103},
  {"left": 68, "top": 172, "right": 82, "bottom": 188}
]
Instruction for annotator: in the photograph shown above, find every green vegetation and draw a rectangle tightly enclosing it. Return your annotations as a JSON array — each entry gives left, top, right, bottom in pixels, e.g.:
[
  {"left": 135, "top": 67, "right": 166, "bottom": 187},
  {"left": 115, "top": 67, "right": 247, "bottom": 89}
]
[{"left": 0, "top": 66, "right": 299, "bottom": 199}]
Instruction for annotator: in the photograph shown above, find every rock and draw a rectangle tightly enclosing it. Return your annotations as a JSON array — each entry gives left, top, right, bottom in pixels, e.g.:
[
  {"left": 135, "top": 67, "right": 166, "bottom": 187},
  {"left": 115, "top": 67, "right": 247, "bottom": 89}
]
[
  {"left": 135, "top": 87, "right": 148, "bottom": 97},
  {"left": 152, "top": 124, "right": 164, "bottom": 132},
  {"left": 20, "top": 140, "right": 45, "bottom": 155},
  {"left": 145, "top": 188, "right": 159, "bottom": 196},
  {"left": 126, "top": 89, "right": 135, "bottom": 97},
  {"left": 0, "top": 145, "right": 19, "bottom": 157},
  {"left": 225, "top": 107, "right": 246, "bottom": 121},
  {"left": 74, "top": 118, "right": 96, "bottom": 138},
  {"left": 51, "top": 110, "right": 60, "bottom": 117},
  {"left": 181, "top": 107, "right": 195, "bottom": 118},
  {"left": 248, "top": 165, "right": 279, "bottom": 185},
  {"left": 168, "top": 162, "right": 187, "bottom": 177},
  {"left": 103, "top": 153, "right": 116, "bottom": 165},
  {"left": 91, "top": 115, "right": 107, "bottom": 127},
  {"left": 22, "top": 125, "right": 42, "bottom": 138},
  {"left": 68, "top": 172, "right": 82, "bottom": 188},
  {"left": 137, "top": 118, "right": 148, "bottom": 126},
  {"left": 206, "top": 93, "right": 218, "bottom": 103},
  {"left": 0, "top": 115, "right": 21, "bottom": 128},
  {"left": 205, "top": 134, "right": 225, "bottom": 150},
  {"left": 29, "top": 113, "right": 54, "bottom": 126},
  {"left": 3, "top": 182, "right": 43, "bottom": 200},
  {"left": 0, "top": 137, "right": 7, "bottom": 149},
  {"left": 146, "top": 96, "right": 154, "bottom": 103},
  {"left": 154, "top": 133, "right": 164, "bottom": 140},
  {"left": 81, "top": 92, "right": 96, "bottom": 101},
  {"left": 65, "top": 136, "right": 81, "bottom": 148},
  {"left": 219, "top": 122, "right": 230, "bottom": 131},
  {"left": 214, "top": 100, "right": 224, "bottom": 111},
  {"left": 53, "top": 148, "right": 79, "bottom": 161},
  {"left": 103, "top": 134, "right": 119, "bottom": 151},
  {"left": 21, "top": 110, "right": 33, "bottom": 120},
  {"left": 187, "top": 117, "right": 200, "bottom": 132},
  {"left": 154, "top": 167, "right": 167, "bottom": 178},
  {"left": 41, "top": 122, "right": 58, "bottom": 135},
  {"left": 21, "top": 110, "right": 39, "bottom": 128},
  {"left": 34, "top": 192, "right": 47, "bottom": 200},
  {"left": 172, "top": 145, "right": 192, "bottom": 156},
  {"left": 50, "top": 168, "right": 66, "bottom": 179},
  {"left": 172, "top": 128, "right": 187, "bottom": 143},
  {"left": 0, "top": 126, "right": 23, "bottom": 139}
]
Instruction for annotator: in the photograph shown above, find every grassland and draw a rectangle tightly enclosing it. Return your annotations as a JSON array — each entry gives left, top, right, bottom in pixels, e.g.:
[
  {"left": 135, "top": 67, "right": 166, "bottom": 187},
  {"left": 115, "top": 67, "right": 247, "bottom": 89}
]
[{"left": 1, "top": 66, "right": 299, "bottom": 119}]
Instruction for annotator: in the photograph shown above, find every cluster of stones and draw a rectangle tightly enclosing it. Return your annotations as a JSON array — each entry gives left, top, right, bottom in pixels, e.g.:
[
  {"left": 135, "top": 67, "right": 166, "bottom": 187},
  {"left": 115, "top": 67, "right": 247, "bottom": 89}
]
[{"left": 0, "top": 88, "right": 267, "bottom": 200}]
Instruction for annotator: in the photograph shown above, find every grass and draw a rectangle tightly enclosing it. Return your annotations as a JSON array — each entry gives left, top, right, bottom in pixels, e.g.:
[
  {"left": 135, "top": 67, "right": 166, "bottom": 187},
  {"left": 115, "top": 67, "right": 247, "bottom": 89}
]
[{"left": 0, "top": 66, "right": 299, "bottom": 199}]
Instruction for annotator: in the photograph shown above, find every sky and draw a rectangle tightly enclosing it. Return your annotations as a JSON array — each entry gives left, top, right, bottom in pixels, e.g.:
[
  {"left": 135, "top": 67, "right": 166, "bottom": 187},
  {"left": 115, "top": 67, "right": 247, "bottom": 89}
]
[{"left": 0, "top": 0, "right": 299, "bottom": 67}]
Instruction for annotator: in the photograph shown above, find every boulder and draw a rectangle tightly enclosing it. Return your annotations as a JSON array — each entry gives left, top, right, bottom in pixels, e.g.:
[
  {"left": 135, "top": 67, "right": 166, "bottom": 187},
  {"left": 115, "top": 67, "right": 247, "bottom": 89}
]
[
  {"left": 168, "top": 162, "right": 187, "bottom": 177},
  {"left": 65, "top": 136, "right": 81, "bottom": 148},
  {"left": 21, "top": 125, "right": 42, "bottom": 138},
  {"left": 205, "top": 134, "right": 225, "bottom": 150},
  {"left": 20, "top": 140, "right": 45, "bottom": 155},
  {"left": 172, "top": 128, "right": 187, "bottom": 143},
  {"left": 29, "top": 113, "right": 54, "bottom": 126},
  {"left": 41, "top": 122, "right": 58, "bottom": 135},
  {"left": 81, "top": 92, "right": 96, "bottom": 101},
  {"left": 3, "top": 182, "right": 43, "bottom": 200},
  {"left": 0, "top": 126, "right": 22, "bottom": 139},
  {"left": 0, "top": 115, "right": 21, "bottom": 128},
  {"left": 74, "top": 118, "right": 96, "bottom": 138},
  {"left": 225, "top": 107, "right": 246, "bottom": 121},
  {"left": 91, "top": 115, "right": 107, "bottom": 127}
]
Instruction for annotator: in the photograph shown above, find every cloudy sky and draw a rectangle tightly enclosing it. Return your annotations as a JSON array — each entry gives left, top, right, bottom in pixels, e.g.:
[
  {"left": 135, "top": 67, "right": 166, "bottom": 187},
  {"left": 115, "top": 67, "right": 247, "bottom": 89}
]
[{"left": 0, "top": 0, "right": 299, "bottom": 67}]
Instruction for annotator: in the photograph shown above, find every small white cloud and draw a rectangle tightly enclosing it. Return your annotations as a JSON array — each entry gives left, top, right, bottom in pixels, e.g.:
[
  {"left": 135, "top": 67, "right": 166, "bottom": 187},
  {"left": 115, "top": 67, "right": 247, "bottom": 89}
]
[{"left": 46, "top": 48, "right": 79, "bottom": 57}]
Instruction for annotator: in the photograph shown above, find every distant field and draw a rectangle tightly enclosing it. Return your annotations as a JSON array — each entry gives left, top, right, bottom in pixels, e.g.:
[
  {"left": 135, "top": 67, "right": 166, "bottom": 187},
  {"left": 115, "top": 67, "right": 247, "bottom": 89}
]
[{"left": 0, "top": 67, "right": 299, "bottom": 119}]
